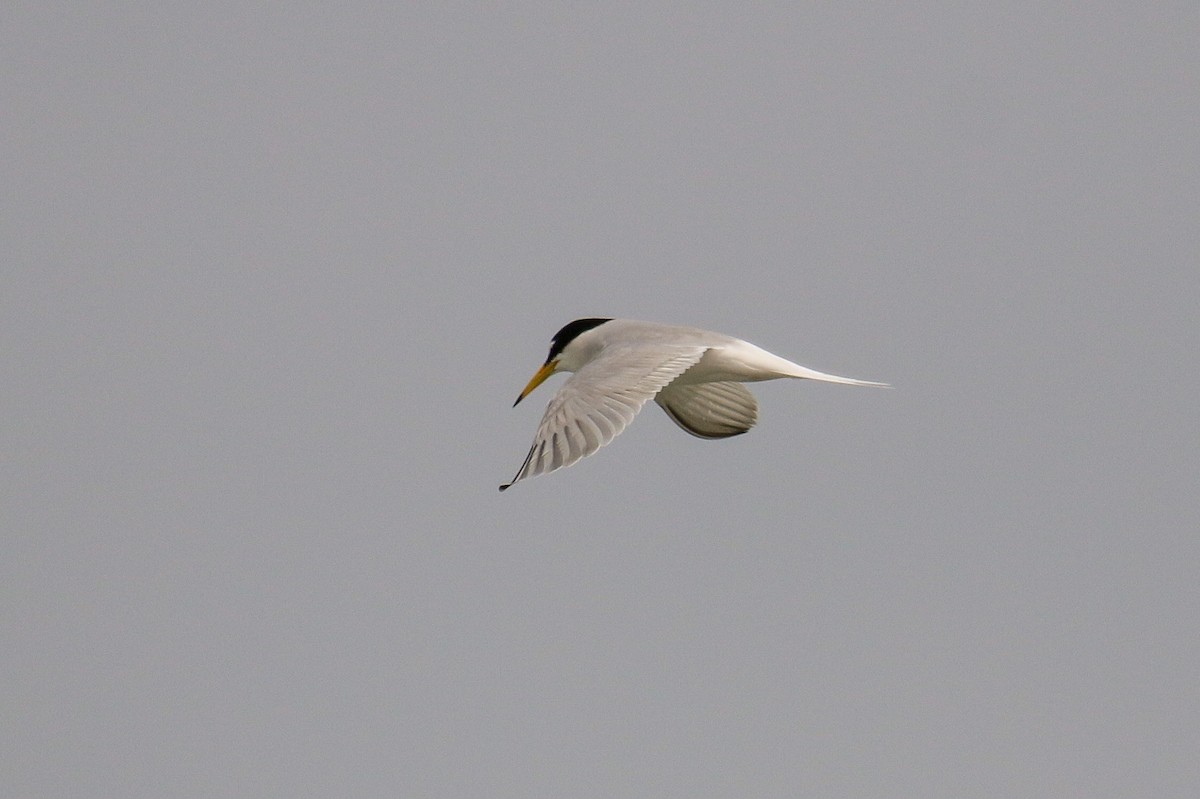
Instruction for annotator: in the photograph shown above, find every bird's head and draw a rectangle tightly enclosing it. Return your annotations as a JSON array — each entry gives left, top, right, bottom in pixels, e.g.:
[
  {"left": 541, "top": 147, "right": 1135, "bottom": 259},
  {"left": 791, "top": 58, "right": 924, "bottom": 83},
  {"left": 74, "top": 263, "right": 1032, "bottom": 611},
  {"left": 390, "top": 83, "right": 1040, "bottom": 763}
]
[{"left": 513, "top": 318, "right": 612, "bottom": 406}]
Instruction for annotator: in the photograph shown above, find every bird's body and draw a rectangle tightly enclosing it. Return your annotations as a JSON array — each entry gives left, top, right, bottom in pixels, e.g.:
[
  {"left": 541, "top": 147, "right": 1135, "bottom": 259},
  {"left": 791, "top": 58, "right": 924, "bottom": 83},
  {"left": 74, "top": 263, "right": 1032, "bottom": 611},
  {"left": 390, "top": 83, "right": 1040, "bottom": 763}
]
[{"left": 500, "top": 318, "right": 887, "bottom": 491}]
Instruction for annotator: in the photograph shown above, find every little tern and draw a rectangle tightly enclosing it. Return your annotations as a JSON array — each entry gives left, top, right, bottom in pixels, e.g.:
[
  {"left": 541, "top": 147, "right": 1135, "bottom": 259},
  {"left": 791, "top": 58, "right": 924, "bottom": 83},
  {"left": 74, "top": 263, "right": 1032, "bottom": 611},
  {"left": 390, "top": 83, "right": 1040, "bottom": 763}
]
[{"left": 500, "top": 318, "right": 887, "bottom": 491}]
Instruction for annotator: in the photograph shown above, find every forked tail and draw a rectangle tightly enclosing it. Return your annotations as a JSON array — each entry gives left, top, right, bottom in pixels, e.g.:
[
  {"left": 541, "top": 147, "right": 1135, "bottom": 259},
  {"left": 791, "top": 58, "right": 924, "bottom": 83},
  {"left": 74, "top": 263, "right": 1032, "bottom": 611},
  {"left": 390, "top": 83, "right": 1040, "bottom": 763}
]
[{"left": 783, "top": 361, "right": 890, "bottom": 387}]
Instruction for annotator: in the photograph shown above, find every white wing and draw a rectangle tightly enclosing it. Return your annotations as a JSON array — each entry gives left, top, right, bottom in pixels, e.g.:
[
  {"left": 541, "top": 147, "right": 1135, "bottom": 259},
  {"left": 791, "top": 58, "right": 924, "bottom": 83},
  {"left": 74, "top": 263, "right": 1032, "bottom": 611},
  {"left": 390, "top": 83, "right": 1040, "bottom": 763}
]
[
  {"left": 655, "top": 381, "right": 758, "bottom": 439},
  {"left": 500, "top": 345, "right": 707, "bottom": 490}
]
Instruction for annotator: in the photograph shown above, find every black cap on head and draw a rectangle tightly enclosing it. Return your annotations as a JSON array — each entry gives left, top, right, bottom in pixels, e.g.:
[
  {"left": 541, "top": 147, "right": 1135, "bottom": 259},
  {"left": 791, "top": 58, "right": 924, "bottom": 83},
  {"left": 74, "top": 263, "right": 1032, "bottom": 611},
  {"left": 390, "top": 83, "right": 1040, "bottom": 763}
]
[{"left": 545, "top": 318, "right": 612, "bottom": 363}]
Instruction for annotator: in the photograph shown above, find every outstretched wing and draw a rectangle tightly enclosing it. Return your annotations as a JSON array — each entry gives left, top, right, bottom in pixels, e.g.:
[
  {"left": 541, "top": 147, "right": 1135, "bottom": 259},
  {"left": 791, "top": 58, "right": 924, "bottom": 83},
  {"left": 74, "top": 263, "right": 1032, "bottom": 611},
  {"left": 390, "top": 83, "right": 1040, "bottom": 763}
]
[
  {"left": 500, "top": 346, "right": 707, "bottom": 490},
  {"left": 655, "top": 381, "right": 758, "bottom": 439}
]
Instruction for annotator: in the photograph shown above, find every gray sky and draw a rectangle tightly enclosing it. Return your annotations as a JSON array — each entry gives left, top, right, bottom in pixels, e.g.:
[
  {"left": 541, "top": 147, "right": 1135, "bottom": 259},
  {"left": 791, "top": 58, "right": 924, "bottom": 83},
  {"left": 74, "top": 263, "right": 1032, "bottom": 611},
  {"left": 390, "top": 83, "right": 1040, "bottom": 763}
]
[{"left": 4, "top": 4, "right": 1198, "bottom": 797}]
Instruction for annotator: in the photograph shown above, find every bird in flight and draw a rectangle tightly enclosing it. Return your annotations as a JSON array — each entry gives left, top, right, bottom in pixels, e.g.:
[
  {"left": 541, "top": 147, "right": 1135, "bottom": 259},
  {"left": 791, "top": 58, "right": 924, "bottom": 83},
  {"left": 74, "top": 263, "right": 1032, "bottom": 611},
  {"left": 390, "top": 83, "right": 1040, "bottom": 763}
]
[{"left": 500, "top": 318, "right": 887, "bottom": 491}]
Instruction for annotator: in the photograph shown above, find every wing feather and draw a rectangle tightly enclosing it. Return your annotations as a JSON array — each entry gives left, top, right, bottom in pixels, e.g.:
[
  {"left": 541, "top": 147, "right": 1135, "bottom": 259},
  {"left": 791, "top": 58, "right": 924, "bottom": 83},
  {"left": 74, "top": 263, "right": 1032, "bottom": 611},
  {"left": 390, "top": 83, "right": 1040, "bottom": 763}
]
[
  {"left": 655, "top": 381, "right": 758, "bottom": 439},
  {"left": 500, "top": 346, "right": 707, "bottom": 490}
]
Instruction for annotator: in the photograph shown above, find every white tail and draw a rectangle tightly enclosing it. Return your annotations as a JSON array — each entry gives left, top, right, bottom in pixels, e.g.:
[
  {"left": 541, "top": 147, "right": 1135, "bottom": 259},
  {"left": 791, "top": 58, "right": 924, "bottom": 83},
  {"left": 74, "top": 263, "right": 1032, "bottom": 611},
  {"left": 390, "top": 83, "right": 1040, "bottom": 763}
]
[{"left": 782, "top": 361, "right": 890, "bottom": 387}]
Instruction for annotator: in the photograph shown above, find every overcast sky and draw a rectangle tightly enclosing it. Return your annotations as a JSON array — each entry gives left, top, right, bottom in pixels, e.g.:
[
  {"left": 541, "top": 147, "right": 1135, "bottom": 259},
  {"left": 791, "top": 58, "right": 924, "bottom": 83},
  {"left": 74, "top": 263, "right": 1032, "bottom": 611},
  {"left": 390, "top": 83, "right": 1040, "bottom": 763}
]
[{"left": 4, "top": 4, "right": 1198, "bottom": 797}]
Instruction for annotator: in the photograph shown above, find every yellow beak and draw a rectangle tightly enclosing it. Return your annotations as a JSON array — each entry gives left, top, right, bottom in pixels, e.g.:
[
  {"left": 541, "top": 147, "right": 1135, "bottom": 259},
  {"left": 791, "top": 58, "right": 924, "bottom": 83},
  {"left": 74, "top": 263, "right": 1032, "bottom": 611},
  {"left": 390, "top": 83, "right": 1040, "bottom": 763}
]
[{"left": 513, "top": 360, "right": 557, "bottom": 406}]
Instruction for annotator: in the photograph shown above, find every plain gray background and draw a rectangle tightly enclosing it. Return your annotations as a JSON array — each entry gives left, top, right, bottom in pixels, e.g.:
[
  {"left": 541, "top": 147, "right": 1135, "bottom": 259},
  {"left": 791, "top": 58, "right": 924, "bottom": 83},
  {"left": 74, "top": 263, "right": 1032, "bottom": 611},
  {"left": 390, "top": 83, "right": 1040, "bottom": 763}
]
[{"left": 5, "top": 4, "right": 1197, "bottom": 797}]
